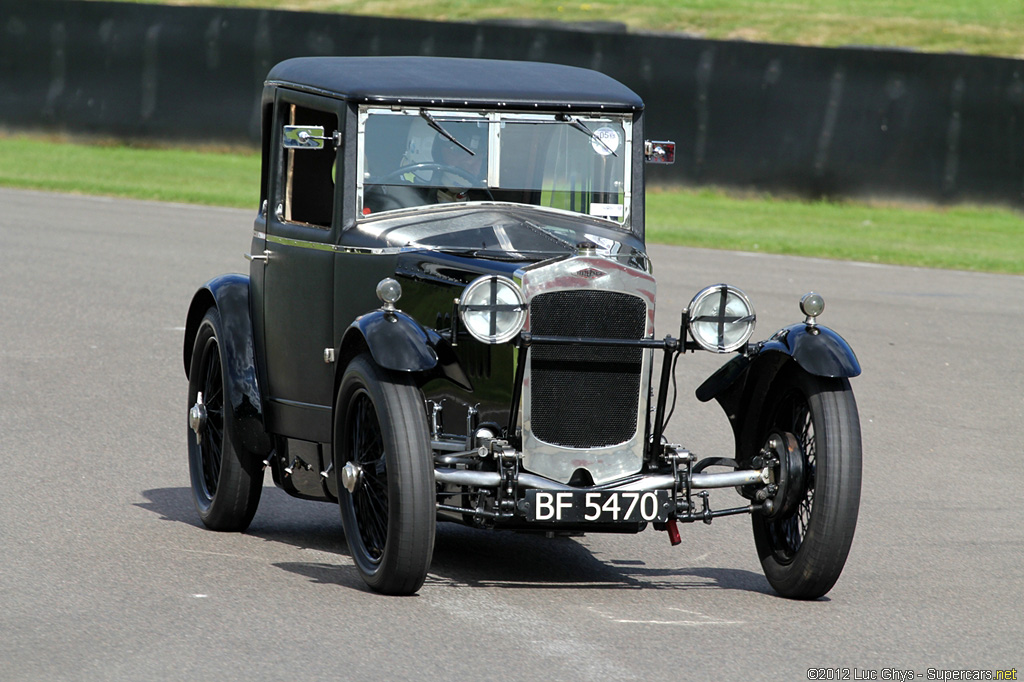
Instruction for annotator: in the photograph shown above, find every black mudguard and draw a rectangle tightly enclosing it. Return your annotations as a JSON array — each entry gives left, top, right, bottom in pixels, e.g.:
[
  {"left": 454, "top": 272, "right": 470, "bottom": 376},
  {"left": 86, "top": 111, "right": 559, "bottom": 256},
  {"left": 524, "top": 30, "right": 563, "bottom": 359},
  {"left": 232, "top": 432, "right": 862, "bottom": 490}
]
[
  {"left": 758, "top": 323, "right": 861, "bottom": 379},
  {"left": 695, "top": 323, "right": 859, "bottom": 462},
  {"left": 341, "top": 309, "right": 472, "bottom": 391},
  {"left": 183, "top": 274, "right": 272, "bottom": 459}
]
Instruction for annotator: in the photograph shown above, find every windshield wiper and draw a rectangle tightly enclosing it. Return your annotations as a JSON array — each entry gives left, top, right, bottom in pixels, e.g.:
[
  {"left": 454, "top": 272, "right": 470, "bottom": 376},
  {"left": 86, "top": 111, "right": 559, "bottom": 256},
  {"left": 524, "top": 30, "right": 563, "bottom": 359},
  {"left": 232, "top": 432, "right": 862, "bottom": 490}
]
[
  {"left": 557, "top": 113, "right": 618, "bottom": 157},
  {"left": 420, "top": 109, "right": 475, "bottom": 156}
]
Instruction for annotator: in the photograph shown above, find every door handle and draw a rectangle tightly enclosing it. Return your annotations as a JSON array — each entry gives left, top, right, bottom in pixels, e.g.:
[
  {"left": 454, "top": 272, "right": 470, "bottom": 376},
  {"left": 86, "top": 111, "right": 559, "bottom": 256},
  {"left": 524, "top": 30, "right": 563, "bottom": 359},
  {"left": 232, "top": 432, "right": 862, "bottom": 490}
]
[{"left": 244, "top": 250, "right": 270, "bottom": 262}]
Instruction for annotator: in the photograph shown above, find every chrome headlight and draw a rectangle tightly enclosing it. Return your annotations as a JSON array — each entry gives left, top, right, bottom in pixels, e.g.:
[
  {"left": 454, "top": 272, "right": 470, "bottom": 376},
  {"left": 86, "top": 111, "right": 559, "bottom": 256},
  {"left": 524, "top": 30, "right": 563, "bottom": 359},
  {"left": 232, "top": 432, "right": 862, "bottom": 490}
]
[
  {"left": 687, "top": 284, "right": 756, "bottom": 353},
  {"left": 458, "top": 275, "right": 526, "bottom": 344}
]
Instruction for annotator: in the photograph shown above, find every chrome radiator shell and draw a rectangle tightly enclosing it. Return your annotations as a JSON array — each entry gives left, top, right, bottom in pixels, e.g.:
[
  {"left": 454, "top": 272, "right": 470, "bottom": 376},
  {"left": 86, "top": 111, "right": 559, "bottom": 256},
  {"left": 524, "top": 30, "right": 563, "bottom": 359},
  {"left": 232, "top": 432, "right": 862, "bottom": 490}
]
[{"left": 517, "top": 255, "right": 655, "bottom": 485}]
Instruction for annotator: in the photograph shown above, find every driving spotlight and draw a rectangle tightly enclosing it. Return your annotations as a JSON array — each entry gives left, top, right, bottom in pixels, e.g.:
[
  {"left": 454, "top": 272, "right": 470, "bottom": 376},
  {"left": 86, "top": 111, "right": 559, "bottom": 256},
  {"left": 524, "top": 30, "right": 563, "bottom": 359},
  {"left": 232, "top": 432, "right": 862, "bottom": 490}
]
[
  {"left": 686, "top": 284, "right": 756, "bottom": 353},
  {"left": 800, "top": 292, "right": 825, "bottom": 325},
  {"left": 376, "top": 278, "right": 402, "bottom": 310},
  {"left": 458, "top": 275, "right": 526, "bottom": 344}
]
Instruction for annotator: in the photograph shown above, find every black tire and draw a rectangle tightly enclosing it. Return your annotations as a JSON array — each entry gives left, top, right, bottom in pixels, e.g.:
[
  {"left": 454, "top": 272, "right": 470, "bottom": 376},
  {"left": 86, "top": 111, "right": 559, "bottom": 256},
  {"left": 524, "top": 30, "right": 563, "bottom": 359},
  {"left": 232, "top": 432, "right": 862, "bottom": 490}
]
[
  {"left": 334, "top": 354, "right": 435, "bottom": 595},
  {"left": 187, "top": 308, "right": 263, "bottom": 531},
  {"left": 752, "top": 368, "right": 862, "bottom": 599}
]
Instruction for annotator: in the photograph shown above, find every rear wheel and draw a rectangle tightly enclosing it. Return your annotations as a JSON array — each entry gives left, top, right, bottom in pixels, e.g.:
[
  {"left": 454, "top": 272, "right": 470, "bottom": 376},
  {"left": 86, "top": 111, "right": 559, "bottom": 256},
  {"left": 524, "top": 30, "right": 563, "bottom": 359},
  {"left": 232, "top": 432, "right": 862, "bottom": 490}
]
[
  {"left": 187, "top": 308, "right": 263, "bottom": 531},
  {"left": 752, "top": 368, "right": 861, "bottom": 599},
  {"left": 334, "top": 354, "right": 435, "bottom": 595}
]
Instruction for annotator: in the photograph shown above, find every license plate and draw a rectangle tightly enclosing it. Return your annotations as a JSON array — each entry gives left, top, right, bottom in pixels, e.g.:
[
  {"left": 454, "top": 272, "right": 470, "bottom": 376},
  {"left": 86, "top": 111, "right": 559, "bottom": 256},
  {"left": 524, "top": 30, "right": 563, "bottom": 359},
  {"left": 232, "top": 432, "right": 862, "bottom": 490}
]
[{"left": 525, "top": 490, "right": 671, "bottom": 523}]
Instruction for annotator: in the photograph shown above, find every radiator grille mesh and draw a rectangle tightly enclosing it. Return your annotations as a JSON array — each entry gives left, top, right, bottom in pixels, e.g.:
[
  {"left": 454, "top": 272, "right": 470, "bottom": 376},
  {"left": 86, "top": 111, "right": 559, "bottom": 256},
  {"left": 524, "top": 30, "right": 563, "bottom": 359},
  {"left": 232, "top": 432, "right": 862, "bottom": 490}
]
[{"left": 529, "top": 290, "right": 646, "bottom": 448}]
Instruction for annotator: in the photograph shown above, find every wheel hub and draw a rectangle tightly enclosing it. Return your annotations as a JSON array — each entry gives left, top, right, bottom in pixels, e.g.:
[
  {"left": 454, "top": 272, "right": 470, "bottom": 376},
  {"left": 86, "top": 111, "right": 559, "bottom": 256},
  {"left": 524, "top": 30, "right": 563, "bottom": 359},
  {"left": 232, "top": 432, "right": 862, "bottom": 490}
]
[
  {"left": 758, "top": 430, "right": 805, "bottom": 520},
  {"left": 189, "top": 392, "right": 207, "bottom": 442},
  {"left": 341, "top": 461, "right": 363, "bottom": 493}
]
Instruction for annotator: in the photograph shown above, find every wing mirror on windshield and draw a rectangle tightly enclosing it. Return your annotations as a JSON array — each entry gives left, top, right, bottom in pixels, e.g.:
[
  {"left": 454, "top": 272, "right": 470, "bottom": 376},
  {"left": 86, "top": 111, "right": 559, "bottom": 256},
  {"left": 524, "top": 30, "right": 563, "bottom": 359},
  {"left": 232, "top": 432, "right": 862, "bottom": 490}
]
[{"left": 282, "top": 125, "right": 340, "bottom": 150}]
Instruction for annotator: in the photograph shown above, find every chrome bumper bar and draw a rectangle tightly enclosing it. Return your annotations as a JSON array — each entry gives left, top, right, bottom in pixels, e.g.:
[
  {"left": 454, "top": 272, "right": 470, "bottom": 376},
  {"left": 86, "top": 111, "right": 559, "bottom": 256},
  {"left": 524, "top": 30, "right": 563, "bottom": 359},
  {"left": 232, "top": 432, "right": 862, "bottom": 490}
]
[{"left": 434, "top": 467, "right": 767, "bottom": 491}]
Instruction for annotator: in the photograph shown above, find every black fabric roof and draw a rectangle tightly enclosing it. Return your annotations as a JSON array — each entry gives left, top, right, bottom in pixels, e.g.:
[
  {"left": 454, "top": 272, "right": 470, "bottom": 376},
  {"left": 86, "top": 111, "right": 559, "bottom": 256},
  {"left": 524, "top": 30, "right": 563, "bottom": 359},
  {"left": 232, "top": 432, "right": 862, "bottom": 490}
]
[{"left": 265, "top": 57, "right": 643, "bottom": 112}]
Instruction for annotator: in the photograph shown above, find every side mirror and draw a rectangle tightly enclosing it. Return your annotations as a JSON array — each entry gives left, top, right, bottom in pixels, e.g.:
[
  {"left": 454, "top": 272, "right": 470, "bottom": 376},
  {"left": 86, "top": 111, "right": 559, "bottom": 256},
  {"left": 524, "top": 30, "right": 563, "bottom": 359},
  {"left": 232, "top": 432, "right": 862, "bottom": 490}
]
[
  {"left": 282, "top": 125, "right": 339, "bottom": 150},
  {"left": 644, "top": 140, "right": 676, "bottom": 165}
]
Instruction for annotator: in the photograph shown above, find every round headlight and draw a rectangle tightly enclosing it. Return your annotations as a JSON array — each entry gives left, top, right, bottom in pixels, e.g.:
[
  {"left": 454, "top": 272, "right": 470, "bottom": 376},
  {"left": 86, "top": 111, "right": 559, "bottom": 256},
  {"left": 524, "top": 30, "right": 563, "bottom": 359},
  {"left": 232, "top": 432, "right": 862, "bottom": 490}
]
[
  {"left": 687, "top": 284, "right": 756, "bottom": 353},
  {"left": 458, "top": 275, "right": 526, "bottom": 344}
]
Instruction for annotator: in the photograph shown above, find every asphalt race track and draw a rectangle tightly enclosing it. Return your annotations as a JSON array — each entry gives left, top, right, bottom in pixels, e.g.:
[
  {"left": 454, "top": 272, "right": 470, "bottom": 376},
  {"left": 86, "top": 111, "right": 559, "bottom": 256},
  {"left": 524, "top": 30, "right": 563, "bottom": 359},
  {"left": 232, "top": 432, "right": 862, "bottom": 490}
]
[{"left": 2, "top": 187, "right": 1022, "bottom": 680}]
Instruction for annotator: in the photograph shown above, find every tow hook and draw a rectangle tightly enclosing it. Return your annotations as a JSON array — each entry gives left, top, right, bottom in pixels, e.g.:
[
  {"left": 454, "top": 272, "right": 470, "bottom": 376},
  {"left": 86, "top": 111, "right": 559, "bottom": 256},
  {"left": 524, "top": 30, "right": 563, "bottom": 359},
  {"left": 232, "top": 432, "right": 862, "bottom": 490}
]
[{"left": 665, "top": 519, "right": 681, "bottom": 546}]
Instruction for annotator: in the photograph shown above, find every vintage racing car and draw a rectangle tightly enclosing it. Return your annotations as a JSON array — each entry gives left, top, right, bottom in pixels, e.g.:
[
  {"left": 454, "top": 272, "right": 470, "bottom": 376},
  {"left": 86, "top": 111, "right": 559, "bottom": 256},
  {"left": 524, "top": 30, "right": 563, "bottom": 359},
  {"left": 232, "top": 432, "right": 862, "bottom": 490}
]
[{"left": 183, "top": 56, "right": 862, "bottom": 598}]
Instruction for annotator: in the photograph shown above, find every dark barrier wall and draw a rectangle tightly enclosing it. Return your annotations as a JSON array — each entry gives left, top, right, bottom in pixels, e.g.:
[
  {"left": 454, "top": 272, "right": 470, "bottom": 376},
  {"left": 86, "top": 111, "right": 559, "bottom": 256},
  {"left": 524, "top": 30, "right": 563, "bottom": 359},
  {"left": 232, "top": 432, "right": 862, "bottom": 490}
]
[{"left": 3, "top": 0, "right": 1023, "bottom": 206}]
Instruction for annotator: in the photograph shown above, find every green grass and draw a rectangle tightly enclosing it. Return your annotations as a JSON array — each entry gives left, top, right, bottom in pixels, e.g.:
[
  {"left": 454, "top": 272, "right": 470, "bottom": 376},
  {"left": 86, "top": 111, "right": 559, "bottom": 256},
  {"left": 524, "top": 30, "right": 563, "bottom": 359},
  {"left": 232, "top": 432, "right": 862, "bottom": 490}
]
[
  {"left": 646, "top": 187, "right": 1024, "bottom": 274},
  {"left": 0, "top": 135, "right": 260, "bottom": 208},
  {"left": 2, "top": 134, "right": 1022, "bottom": 274},
  {"left": 113, "top": 0, "right": 1024, "bottom": 58}
]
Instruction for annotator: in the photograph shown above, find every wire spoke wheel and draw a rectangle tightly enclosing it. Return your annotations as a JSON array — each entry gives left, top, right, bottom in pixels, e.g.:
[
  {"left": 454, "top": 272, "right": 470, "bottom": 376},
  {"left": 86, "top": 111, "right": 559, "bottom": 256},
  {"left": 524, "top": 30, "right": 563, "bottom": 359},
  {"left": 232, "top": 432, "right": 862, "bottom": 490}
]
[
  {"left": 752, "top": 368, "right": 862, "bottom": 599},
  {"left": 335, "top": 354, "right": 435, "bottom": 595},
  {"left": 767, "top": 394, "right": 815, "bottom": 561},
  {"left": 186, "top": 308, "right": 262, "bottom": 531},
  {"left": 349, "top": 391, "right": 389, "bottom": 560},
  {"left": 198, "top": 338, "right": 225, "bottom": 497}
]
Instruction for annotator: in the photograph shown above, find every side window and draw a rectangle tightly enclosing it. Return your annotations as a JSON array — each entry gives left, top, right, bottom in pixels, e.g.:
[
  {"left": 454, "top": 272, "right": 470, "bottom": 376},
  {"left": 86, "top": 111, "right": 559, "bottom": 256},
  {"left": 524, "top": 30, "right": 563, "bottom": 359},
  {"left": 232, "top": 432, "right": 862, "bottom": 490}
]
[{"left": 283, "top": 104, "right": 338, "bottom": 228}]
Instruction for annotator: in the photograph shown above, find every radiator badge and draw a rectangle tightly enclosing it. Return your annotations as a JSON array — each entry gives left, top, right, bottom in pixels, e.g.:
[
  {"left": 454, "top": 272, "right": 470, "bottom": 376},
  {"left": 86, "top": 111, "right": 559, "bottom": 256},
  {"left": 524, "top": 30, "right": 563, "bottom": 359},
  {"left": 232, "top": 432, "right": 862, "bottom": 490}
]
[{"left": 574, "top": 267, "right": 607, "bottom": 280}]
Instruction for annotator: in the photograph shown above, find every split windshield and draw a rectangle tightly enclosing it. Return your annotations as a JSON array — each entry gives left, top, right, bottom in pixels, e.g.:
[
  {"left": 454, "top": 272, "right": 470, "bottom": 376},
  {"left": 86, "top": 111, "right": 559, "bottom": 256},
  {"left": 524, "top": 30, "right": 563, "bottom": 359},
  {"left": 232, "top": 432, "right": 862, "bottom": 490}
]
[{"left": 358, "top": 107, "right": 631, "bottom": 227}]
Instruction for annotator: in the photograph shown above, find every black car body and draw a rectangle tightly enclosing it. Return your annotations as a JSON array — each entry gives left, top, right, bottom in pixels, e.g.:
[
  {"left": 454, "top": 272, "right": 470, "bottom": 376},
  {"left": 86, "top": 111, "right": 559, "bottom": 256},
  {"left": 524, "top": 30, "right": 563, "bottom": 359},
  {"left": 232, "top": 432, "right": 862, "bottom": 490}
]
[{"left": 184, "top": 56, "right": 862, "bottom": 597}]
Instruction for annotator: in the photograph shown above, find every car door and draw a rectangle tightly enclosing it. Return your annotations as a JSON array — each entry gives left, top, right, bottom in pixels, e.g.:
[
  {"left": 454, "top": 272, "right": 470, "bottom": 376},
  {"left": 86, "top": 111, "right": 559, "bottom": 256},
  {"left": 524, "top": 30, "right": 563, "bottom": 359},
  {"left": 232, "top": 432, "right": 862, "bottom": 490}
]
[{"left": 257, "top": 92, "right": 342, "bottom": 443}]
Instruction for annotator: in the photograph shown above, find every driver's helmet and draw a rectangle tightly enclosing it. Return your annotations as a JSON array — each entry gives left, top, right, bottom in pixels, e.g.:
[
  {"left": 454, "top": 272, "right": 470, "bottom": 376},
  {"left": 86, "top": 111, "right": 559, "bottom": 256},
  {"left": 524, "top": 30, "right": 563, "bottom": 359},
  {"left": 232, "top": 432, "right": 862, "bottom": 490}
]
[
  {"left": 430, "top": 120, "right": 488, "bottom": 190},
  {"left": 402, "top": 118, "right": 435, "bottom": 165},
  {"left": 431, "top": 121, "right": 486, "bottom": 162}
]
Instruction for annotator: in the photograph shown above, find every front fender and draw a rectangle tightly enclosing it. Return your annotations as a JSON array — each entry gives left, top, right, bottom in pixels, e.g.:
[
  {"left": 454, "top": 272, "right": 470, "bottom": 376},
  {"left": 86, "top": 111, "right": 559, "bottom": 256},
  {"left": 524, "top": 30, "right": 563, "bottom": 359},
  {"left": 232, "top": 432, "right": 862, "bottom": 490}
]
[
  {"left": 760, "top": 323, "right": 861, "bottom": 379},
  {"left": 694, "top": 323, "right": 859, "bottom": 463},
  {"left": 342, "top": 309, "right": 472, "bottom": 390},
  {"left": 183, "top": 274, "right": 271, "bottom": 458},
  {"left": 697, "top": 323, "right": 859, "bottom": 404}
]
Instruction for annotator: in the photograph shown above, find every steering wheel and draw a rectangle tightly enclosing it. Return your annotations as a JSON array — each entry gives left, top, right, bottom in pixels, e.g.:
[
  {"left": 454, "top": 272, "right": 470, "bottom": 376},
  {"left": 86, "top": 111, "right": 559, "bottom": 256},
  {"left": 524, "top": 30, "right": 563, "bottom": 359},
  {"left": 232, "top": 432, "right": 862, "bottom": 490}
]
[{"left": 372, "top": 163, "right": 494, "bottom": 200}]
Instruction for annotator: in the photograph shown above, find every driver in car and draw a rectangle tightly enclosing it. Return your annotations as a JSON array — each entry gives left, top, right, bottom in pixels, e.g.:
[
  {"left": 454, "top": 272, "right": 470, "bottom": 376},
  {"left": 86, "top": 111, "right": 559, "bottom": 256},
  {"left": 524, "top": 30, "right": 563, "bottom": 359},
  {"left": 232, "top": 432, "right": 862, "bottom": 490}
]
[{"left": 431, "top": 123, "right": 488, "bottom": 203}]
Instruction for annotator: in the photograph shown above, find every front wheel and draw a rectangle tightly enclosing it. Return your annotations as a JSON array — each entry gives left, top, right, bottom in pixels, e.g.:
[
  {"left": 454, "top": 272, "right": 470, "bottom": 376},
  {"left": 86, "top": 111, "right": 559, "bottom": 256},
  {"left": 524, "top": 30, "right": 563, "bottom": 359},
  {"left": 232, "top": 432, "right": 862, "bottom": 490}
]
[
  {"left": 334, "top": 354, "right": 435, "bottom": 595},
  {"left": 752, "top": 368, "right": 862, "bottom": 599}
]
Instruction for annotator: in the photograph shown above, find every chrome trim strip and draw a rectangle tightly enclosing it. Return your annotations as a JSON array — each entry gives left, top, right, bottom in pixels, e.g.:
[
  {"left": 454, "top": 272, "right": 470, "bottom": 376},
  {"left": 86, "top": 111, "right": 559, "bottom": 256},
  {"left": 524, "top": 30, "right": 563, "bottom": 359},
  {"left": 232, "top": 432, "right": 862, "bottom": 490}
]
[
  {"left": 266, "top": 234, "right": 336, "bottom": 253},
  {"left": 254, "top": 231, "right": 410, "bottom": 255}
]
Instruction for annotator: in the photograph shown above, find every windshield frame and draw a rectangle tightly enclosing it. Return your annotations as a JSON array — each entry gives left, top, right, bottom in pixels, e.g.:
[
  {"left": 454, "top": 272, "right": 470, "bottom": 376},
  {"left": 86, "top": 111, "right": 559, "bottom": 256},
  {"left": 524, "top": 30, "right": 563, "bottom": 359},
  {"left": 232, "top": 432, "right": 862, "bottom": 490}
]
[{"left": 356, "top": 105, "right": 633, "bottom": 230}]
